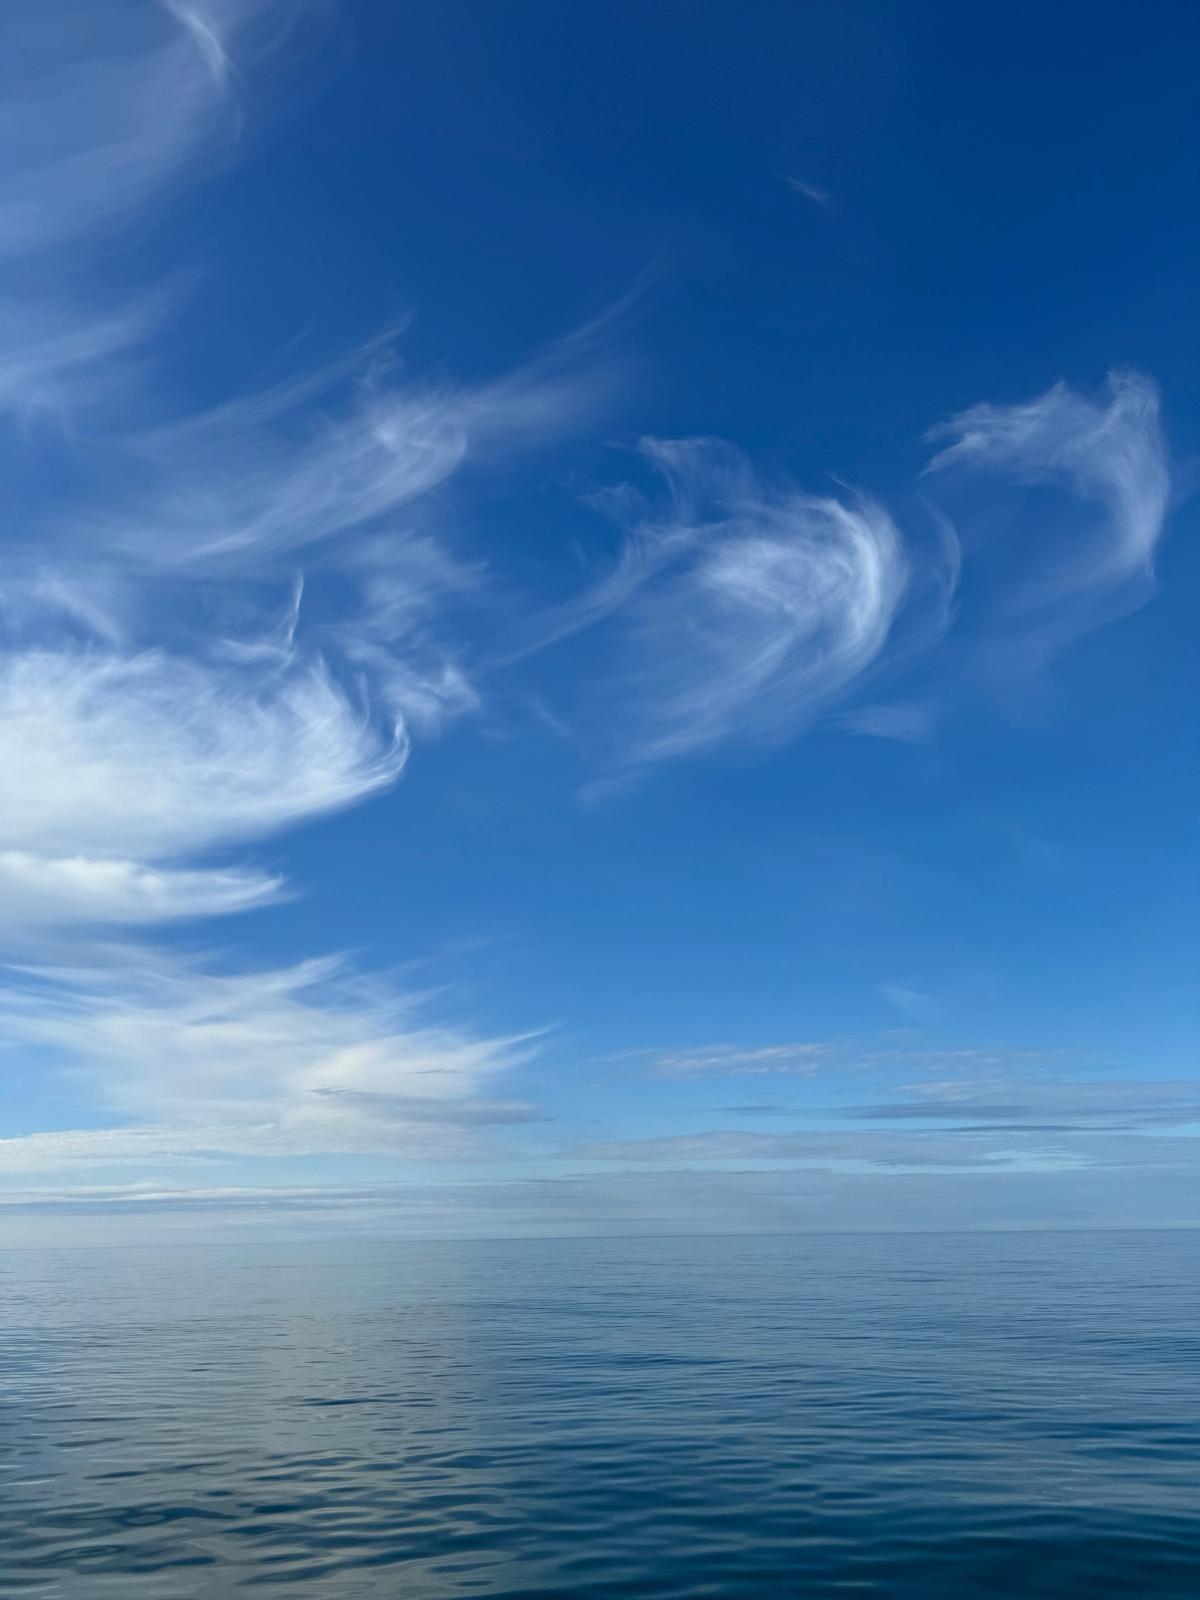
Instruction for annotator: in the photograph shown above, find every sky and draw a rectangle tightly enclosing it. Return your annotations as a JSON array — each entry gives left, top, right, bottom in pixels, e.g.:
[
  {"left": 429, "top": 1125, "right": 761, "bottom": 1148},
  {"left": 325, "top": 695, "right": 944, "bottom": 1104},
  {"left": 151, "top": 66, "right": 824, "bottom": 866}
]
[{"left": 0, "top": 0, "right": 1197, "bottom": 1243}]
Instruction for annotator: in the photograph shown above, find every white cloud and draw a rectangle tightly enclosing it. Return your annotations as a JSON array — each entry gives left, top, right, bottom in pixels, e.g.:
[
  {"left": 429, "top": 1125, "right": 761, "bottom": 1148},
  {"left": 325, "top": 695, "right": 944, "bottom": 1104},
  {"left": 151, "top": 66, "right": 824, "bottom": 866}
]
[
  {"left": 0, "top": 0, "right": 316, "bottom": 257},
  {"left": 645, "top": 1042, "right": 835, "bottom": 1078},
  {"left": 541, "top": 438, "right": 908, "bottom": 767},
  {"left": 0, "top": 295, "right": 163, "bottom": 420},
  {"left": 785, "top": 176, "right": 832, "bottom": 207},
  {"left": 164, "top": 1, "right": 236, "bottom": 88},
  {"left": 573, "top": 1128, "right": 1050, "bottom": 1170},
  {"left": 0, "top": 1119, "right": 480, "bottom": 1172},
  {"left": 95, "top": 329, "right": 612, "bottom": 571},
  {"left": 0, "top": 2, "right": 320, "bottom": 429},
  {"left": 118, "top": 359, "right": 471, "bottom": 567},
  {"left": 0, "top": 567, "right": 132, "bottom": 646},
  {"left": 0, "top": 952, "right": 540, "bottom": 1169},
  {"left": 0, "top": 2, "right": 587, "bottom": 1188},
  {"left": 838, "top": 700, "right": 936, "bottom": 742},
  {"left": 0, "top": 2, "right": 581, "bottom": 1180},
  {"left": 856, "top": 1075, "right": 1200, "bottom": 1131},
  {"left": 927, "top": 371, "right": 1170, "bottom": 660},
  {"left": 0, "top": 647, "right": 404, "bottom": 861},
  {"left": 0, "top": 851, "right": 282, "bottom": 928},
  {"left": 879, "top": 982, "right": 932, "bottom": 1019}
]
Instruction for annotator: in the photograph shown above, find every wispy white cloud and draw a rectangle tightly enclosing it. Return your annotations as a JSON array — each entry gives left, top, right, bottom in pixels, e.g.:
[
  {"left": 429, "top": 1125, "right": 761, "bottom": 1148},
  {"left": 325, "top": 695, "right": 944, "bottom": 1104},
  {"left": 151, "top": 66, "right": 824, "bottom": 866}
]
[
  {"left": 312, "top": 1088, "right": 542, "bottom": 1125},
  {"left": 853, "top": 1075, "right": 1200, "bottom": 1131},
  {"left": 0, "top": 1, "right": 570, "bottom": 1182},
  {"left": 539, "top": 438, "right": 908, "bottom": 767},
  {"left": 0, "top": 295, "right": 164, "bottom": 420},
  {"left": 643, "top": 1042, "right": 835, "bottom": 1078},
  {"left": 0, "top": 1118, "right": 486, "bottom": 1172},
  {"left": 0, "top": 632, "right": 412, "bottom": 935},
  {"left": 0, "top": 2, "right": 323, "bottom": 428},
  {"left": 838, "top": 701, "right": 936, "bottom": 742},
  {"left": 533, "top": 375, "right": 1170, "bottom": 774},
  {"left": 164, "top": 1, "right": 236, "bottom": 89},
  {"left": 624, "top": 1039, "right": 1092, "bottom": 1085},
  {"left": 0, "top": 852, "right": 282, "bottom": 929},
  {"left": 94, "top": 328, "right": 612, "bottom": 571},
  {"left": 0, "top": 565, "right": 132, "bottom": 645},
  {"left": 926, "top": 371, "right": 1170, "bottom": 662},
  {"left": 878, "top": 982, "right": 933, "bottom": 1019},
  {"left": 572, "top": 1098, "right": 1200, "bottom": 1173},
  {"left": 115, "top": 356, "right": 470, "bottom": 567},
  {"left": 573, "top": 1128, "right": 1055, "bottom": 1170},
  {"left": 0, "top": 647, "right": 404, "bottom": 862},
  {"left": 0, "top": 0, "right": 317, "bottom": 258},
  {"left": 862, "top": 1046, "right": 1081, "bottom": 1073},
  {"left": 0, "top": 951, "right": 540, "bottom": 1169},
  {"left": 785, "top": 176, "right": 833, "bottom": 207}
]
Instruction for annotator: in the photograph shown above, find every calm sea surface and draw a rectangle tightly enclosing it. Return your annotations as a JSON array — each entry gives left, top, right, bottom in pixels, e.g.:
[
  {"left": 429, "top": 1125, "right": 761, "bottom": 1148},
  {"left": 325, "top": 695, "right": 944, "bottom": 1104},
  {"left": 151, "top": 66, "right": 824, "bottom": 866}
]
[{"left": 1, "top": 1230, "right": 1197, "bottom": 1597}]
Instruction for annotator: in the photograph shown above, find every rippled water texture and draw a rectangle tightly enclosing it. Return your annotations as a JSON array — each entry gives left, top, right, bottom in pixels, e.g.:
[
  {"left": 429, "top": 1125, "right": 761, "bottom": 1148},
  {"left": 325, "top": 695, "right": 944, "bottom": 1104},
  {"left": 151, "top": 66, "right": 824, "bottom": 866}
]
[{"left": 2, "top": 1230, "right": 1198, "bottom": 1597}]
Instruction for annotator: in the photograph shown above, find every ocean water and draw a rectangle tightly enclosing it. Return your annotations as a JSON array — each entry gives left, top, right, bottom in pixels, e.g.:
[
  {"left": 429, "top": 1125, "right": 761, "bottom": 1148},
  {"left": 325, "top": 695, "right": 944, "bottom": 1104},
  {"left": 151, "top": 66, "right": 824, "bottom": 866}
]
[{"left": 1, "top": 1230, "right": 1197, "bottom": 1598}]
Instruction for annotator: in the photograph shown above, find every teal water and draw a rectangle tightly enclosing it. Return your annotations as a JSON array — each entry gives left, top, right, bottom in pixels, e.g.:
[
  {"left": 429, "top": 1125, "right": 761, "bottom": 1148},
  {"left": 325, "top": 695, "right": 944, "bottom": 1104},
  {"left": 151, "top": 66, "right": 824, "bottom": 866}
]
[{"left": 1, "top": 1230, "right": 1197, "bottom": 1597}]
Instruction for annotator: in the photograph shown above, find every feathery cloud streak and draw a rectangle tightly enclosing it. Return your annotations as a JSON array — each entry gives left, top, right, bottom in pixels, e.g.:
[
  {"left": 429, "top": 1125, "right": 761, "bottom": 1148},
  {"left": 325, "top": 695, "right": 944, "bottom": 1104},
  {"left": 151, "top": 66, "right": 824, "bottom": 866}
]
[
  {"left": 785, "top": 176, "right": 833, "bottom": 207},
  {"left": 0, "top": 0, "right": 319, "bottom": 257},
  {"left": 0, "top": 953, "right": 539, "bottom": 1170},
  {"left": 927, "top": 371, "right": 1170, "bottom": 663},
  {"left": 103, "top": 332, "right": 609, "bottom": 571},
  {"left": 0, "top": 649, "right": 403, "bottom": 863},
  {"left": 0, "top": 2, "right": 321, "bottom": 420},
  {"left": 534, "top": 438, "right": 909, "bottom": 767},
  {"left": 643, "top": 1042, "right": 836, "bottom": 1078},
  {"left": 534, "top": 375, "right": 1171, "bottom": 768},
  {"left": 0, "top": 0, "right": 550, "bottom": 1168}
]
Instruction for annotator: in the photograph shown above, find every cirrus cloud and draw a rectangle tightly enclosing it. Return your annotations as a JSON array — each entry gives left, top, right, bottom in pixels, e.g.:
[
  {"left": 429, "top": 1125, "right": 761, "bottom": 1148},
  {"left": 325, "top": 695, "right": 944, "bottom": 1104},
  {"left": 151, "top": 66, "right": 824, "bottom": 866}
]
[
  {"left": 529, "top": 437, "right": 910, "bottom": 768},
  {"left": 0, "top": 647, "right": 404, "bottom": 862},
  {"left": 926, "top": 370, "right": 1170, "bottom": 664}
]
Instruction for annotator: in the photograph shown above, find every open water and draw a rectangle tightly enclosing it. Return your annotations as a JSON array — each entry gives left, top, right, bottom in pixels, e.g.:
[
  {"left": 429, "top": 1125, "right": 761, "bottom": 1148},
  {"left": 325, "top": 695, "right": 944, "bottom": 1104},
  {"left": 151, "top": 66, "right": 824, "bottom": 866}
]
[{"left": 1, "top": 1230, "right": 1197, "bottom": 1597}]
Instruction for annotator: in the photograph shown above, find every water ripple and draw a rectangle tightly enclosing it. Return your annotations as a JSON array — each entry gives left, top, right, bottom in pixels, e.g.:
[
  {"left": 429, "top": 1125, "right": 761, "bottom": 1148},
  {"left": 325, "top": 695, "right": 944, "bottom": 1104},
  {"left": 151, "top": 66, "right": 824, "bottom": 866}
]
[{"left": 1, "top": 1231, "right": 1197, "bottom": 1597}]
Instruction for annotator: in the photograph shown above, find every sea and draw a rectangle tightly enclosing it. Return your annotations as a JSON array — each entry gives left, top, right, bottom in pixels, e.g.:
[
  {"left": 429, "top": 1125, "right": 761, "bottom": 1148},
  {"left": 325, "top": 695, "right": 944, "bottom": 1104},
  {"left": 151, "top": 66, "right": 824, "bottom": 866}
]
[{"left": 1, "top": 1229, "right": 1197, "bottom": 1597}]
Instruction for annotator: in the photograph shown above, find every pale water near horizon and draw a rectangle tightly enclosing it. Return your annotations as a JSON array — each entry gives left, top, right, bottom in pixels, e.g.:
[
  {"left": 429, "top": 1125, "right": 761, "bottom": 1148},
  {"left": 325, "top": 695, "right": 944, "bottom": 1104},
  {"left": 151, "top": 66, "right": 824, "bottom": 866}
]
[{"left": 1, "top": 1230, "right": 1197, "bottom": 1597}]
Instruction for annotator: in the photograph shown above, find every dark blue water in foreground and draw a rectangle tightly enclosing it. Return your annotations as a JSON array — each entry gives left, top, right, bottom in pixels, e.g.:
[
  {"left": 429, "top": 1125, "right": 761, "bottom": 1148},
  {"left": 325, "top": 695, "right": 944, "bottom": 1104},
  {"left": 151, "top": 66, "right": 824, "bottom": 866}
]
[{"left": 1, "top": 1230, "right": 1198, "bottom": 1597}]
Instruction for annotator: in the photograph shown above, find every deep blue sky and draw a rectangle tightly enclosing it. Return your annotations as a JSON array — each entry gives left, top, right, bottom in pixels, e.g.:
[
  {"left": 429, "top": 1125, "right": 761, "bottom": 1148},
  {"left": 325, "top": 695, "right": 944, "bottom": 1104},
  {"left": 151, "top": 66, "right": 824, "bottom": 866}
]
[{"left": 0, "top": 0, "right": 1196, "bottom": 1240}]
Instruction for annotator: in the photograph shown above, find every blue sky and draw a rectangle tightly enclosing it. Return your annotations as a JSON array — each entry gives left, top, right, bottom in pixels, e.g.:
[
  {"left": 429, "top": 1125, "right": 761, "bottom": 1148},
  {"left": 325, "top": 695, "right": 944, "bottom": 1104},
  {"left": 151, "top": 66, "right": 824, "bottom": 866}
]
[{"left": 0, "top": 0, "right": 1197, "bottom": 1242}]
